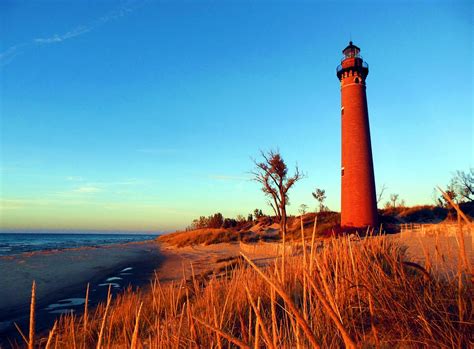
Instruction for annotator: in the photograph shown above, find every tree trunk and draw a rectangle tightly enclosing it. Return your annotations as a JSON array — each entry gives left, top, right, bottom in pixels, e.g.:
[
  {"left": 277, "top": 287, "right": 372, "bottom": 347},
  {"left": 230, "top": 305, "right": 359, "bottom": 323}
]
[
  {"left": 281, "top": 205, "right": 287, "bottom": 237},
  {"left": 280, "top": 200, "right": 287, "bottom": 283},
  {"left": 272, "top": 196, "right": 282, "bottom": 221},
  {"left": 269, "top": 202, "right": 279, "bottom": 219}
]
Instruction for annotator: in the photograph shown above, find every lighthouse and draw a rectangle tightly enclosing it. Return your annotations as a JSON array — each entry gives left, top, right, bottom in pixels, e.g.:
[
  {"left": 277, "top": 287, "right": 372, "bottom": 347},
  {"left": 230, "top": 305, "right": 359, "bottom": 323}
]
[{"left": 337, "top": 41, "right": 378, "bottom": 228}]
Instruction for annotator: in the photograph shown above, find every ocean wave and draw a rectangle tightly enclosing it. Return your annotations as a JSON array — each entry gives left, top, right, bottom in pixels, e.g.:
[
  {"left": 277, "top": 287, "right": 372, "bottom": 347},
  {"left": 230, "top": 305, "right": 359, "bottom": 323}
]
[{"left": 0, "top": 232, "right": 157, "bottom": 257}]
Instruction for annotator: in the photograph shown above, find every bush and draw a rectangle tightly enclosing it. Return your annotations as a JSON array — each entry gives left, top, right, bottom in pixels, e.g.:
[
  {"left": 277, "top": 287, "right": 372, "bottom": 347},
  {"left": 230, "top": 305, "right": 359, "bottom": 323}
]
[
  {"left": 398, "top": 205, "right": 447, "bottom": 222},
  {"left": 380, "top": 205, "right": 447, "bottom": 224}
]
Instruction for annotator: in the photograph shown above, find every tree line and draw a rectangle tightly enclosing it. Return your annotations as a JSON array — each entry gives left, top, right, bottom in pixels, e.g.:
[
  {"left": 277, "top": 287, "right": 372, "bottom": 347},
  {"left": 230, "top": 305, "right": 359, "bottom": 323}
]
[
  {"left": 186, "top": 209, "right": 266, "bottom": 231},
  {"left": 380, "top": 169, "right": 473, "bottom": 210}
]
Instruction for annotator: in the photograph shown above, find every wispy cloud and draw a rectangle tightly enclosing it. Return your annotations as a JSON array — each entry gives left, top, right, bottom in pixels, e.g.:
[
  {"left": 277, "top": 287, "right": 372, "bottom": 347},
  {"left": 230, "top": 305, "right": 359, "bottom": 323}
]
[
  {"left": 34, "top": 26, "right": 91, "bottom": 44},
  {"left": 54, "top": 177, "right": 147, "bottom": 197},
  {"left": 72, "top": 186, "right": 102, "bottom": 193},
  {"left": 53, "top": 184, "right": 104, "bottom": 197},
  {"left": 0, "top": 1, "right": 144, "bottom": 67},
  {"left": 0, "top": 198, "right": 192, "bottom": 220},
  {"left": 0, "top": 43, "right": 29, "bottom": 66},
  {"left": 65, "top": 176, "right": 141, "bottom": 186}
]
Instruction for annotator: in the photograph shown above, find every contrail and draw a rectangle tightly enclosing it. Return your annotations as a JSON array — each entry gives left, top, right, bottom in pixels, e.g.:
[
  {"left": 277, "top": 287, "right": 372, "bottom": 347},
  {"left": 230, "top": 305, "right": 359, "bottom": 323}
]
[{"left": 1, "top": 0, "right": 145, "bottom": 67}]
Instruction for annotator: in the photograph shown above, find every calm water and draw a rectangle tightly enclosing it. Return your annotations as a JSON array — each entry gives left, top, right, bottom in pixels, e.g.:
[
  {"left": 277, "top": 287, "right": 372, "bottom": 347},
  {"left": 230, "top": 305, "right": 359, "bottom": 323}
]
[{"left": 0, "top": 231, "right": 159, "bottom": 256}]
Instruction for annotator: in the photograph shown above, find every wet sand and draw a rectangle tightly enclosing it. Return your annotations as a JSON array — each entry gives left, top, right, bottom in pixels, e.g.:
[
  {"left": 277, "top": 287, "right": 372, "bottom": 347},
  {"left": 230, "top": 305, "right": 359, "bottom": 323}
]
[
  {"left": 0, "top": 240, "right": 265, "bottom": 347},
  {"left": 0, "top": 240, "right": 163, "bottom": 346}
]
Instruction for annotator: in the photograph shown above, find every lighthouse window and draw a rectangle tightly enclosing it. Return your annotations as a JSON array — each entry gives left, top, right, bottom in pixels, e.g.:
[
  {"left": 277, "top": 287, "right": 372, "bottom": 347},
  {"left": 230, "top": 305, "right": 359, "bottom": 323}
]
[
  {"left": 354, "top": 77, "right": 360, "bottom": 84},
  {"left": 341, "top": 107, "right": 344, "bottom": 116},
  {"left": 341, "top": 167, "right": 345, "bottom": 176}
]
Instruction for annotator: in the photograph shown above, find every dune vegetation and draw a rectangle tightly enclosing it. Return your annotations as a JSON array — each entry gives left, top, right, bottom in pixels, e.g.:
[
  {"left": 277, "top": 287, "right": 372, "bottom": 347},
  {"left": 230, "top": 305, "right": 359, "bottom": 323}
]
[
  {"left": 158, "top": 211, "right": 342, "bottom": 247},
  {"left": 13, "top": 217, "right": 472, "bottom": 348},
  {"left": 158, "top": 227, "right": 239, "bottom": 247},
  {"left": 159, "top": 203, "right": 472, "bottom": 248}
]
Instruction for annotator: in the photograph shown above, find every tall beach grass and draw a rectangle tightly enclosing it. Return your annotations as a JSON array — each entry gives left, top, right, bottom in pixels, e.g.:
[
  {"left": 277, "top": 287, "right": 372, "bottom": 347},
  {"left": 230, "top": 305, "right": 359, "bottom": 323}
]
[{"left": 13, "top": 217, "right": 472, "bottom": 349}]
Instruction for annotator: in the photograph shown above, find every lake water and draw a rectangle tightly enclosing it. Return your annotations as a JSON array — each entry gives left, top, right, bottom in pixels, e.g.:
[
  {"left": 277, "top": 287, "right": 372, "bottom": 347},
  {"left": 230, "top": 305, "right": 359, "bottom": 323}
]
[{"left": 0, "top": 231, "right": 159, "bottom": 256}]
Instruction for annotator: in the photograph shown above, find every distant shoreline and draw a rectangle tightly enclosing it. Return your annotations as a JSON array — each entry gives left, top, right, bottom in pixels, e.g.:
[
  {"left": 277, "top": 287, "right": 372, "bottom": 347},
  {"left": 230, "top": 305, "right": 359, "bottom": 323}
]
[
  {"left": 0, "top": 230, "right": 162, "bottom": 235},
  {"left": 0, "top": 238, "right": 157, "bottom": 259},
  {"left": 0, "top": 232, "right": 160, "bottom": 257}
]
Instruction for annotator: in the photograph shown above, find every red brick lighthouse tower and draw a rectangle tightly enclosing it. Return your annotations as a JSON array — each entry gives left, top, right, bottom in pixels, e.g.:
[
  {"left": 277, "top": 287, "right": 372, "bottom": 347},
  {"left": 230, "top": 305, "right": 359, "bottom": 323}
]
[{"left": 337, "top": 41, "right": 378, "bottom": 228}]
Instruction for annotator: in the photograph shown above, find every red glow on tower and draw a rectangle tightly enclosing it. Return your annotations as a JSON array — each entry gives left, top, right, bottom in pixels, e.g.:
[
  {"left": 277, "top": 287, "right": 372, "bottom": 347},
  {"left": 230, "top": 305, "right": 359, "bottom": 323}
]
[{"left": 337, "top": 42, "right": 378, "bottom": 229}]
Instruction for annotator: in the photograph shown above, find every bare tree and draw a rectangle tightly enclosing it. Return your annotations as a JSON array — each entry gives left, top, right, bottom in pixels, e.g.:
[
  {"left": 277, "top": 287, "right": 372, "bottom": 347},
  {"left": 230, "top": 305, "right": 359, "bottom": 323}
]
[
  {"left": 253, "top": 208, "right": 264, "bottom": 219},
  {"left": 236, "top": 214, "right": 247, "bottom": 223},
  {"left": 436, "top": 180, "right": 459, "bottom": 207},
  {"left": 436, "top": 170, "right": 473, "bottom": 208},
  {"left": 453, "top": 169, "right": 474, "bottom": 202},
  {"left": 377, "top": 184, "right": 387, "bottom": 205},
  {"left": 299, "top": 204, "right": 308, "bottom": 215},
  {"left": 312, "top": 188, "right": 327, "bottom": 212},
  {"left": 390, "top": 193, "right": 399, "bottom": 208},
  {"left": 266, "top": 199, "right": 280, "bottom": 221},
  {"left": 252, "top": 150, "right": 303, "bottom": 239}
]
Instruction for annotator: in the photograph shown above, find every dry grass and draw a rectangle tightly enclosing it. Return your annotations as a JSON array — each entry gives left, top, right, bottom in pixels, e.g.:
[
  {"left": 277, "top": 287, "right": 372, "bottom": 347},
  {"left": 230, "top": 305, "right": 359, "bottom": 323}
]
[
  {"left": 158, "top": 228, "right": 238, "bottom": 247},
  {"left": 16, "top": 223, "right": 473, "bottom": 348},
  {"left": 28, "top": 280, "right": 36, "bottom": 349},
  {"left": 380, "top": 201, "right": 474, "bottom": 225},
  {"left": 159, "top": 212, "right": 341, "bottom": 248},
  {"left": 286, "top": 212, "right": 341, "bottom": 240}
]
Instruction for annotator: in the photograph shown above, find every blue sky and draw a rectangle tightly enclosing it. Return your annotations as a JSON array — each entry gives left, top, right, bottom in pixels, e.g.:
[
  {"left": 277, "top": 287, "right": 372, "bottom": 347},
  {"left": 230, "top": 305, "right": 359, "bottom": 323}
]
[{"left": 1, "top": 0, "right": 472, "bottom": 231}]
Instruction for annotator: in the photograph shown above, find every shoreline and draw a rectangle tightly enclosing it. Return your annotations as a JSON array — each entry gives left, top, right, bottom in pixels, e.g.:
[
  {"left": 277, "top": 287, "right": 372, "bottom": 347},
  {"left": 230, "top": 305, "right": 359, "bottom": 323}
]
[
  {"left": 0, "top": 236, "right": 159, "bottom": 259},
  {"left": 0, "top": 239, "right": 163, "bottom": 347},
  {"left": 0, "top": 239, "right": 279, "bottom": 347}
]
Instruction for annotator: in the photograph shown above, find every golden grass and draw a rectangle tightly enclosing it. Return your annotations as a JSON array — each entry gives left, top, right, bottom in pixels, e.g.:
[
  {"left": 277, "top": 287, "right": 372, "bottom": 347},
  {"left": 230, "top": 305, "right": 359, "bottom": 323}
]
[
  {"left": 158, "top": 228, "right": 237, "bottom": 247},
  {"left": 28, "top": 280, "right": 36, "bottom": 349},
  {"left": 13, "top": 223, "right": 473, "bottom": 348},
  {"left": 158, "top": 212, "right": 341, "bottom": 248}
]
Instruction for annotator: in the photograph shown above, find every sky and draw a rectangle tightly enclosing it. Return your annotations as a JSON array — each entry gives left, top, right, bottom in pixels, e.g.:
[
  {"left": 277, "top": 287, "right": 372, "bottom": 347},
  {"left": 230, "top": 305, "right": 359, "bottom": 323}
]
[{"left": 0, "top": 0, "right": 472, "bottom": 232}]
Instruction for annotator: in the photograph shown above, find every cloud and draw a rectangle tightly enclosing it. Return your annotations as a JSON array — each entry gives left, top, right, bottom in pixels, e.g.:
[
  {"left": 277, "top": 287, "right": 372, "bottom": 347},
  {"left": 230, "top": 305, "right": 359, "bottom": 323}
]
[
  {"left": 0, "top": 43, "right": 30, "bottom": 66},
  {"left": 72, "top": 186, "right": 102, "bottom": 193},
  {"left": 55, "top": 178, "right": 147, "bottom": 197},
  {"left": 64, "top": 176, "right": 142, "bottom": 186},
  {"left": 34, "top": 26, "right": 91, "bottom": 44},
  {"left": 0, "top": 1, "right": 144, "bottom": 67}
]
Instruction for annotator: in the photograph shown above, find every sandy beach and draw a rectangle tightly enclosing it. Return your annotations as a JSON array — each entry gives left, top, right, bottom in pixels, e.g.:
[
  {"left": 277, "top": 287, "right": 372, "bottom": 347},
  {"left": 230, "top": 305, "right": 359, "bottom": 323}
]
[
  {"left": 0, "top": 237, "right": 285, "bottom": 346},
  {"left": 0, "top": 240, "right": 163, "bottom": 345}
]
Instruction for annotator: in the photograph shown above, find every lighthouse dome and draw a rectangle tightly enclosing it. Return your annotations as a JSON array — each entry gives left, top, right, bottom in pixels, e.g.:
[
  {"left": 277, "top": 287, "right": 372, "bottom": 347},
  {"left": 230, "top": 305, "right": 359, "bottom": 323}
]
[{"left": 342, "top": 41, "right": 361, "bottom": 59}]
